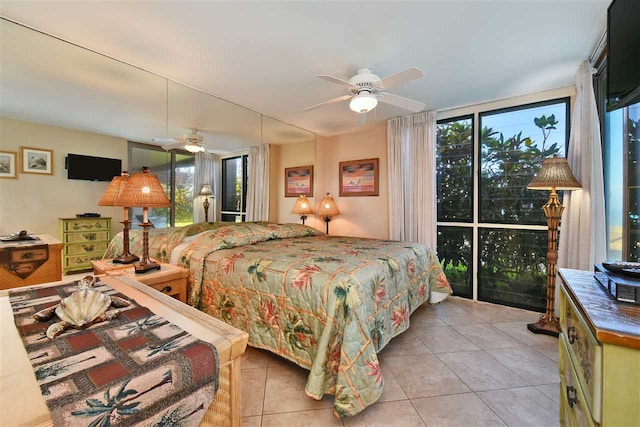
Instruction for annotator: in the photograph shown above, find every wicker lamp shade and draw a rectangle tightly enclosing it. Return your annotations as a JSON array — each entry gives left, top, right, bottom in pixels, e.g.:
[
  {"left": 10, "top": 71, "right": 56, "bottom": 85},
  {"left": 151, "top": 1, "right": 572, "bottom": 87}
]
[
  {"left": 97, "top": 172, "right": 129, "bottom": 206},
  {"left": 317, "top": 193, "right": 340, "bottom": 216},
  {"left": 527, "top": 155, "right": 581, "bottom": 191},
  {"left": 291, "top": 195, "right": 313, "bottom": 215},
  {"left": 116, "top": 167, "right": 171, "bottom": 208}
]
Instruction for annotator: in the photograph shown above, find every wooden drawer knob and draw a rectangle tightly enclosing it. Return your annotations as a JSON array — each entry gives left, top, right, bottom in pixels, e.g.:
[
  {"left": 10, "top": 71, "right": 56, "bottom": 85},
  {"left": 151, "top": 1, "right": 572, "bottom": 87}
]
[{"left": 161, "top": 286, "right": 173, "bottom": 294}]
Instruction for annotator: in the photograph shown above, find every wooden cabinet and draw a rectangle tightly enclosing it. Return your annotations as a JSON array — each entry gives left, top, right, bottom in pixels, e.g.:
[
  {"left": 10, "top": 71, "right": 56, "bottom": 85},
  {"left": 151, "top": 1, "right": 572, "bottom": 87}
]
[
  {"left": 59, "top": 217, "right": 111, "bottom": 275},
  {"left": 558, "top": 269, "right": 640, "bottom": 427},
  {"left": 92, "top": 259, "right": 188, "bottom": 303},
  {"left": 0, "top": 234, "right": 62, "bottom": 290}
]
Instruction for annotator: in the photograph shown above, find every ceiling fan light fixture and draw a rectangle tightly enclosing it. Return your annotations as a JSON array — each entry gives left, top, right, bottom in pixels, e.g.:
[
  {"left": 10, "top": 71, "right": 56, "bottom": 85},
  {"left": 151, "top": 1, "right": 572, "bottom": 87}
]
[
  {"left": 349, "top": 92, "right": 378, "bottom": 113},
  {"left": 184, "top": 142, "right": 205, "bottom": 153}
]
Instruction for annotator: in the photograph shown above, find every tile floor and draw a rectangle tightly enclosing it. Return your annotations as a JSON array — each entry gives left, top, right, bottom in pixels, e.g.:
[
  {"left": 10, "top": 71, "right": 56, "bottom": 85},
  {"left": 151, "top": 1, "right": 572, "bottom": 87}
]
[{"left": 239, "top": 296, "right": 561, "bottom": 427}]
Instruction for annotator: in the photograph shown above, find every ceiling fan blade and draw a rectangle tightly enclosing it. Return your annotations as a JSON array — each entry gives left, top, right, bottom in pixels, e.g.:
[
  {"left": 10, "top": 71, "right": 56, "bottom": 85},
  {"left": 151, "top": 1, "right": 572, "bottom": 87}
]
[
  {"left": 317, "top": 75, "right": 356, "bottom": 88},
  {"left": 380, "top": 67, "right": 424, "bottom": 90},
  {"left": 303, "top": 94, "right": 352, "bottom": 111},
  {"left": 152, "top": 137, "right": 178, "bottom": 144},
  {"left": 378, "top": 92, "right": 425, "bottom": 112}
]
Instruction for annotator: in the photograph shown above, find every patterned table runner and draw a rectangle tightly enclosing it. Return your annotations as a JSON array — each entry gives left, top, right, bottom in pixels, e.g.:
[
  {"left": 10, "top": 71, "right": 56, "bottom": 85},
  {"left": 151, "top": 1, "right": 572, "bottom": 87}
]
[{"left": 9, "top": 279, "right": 219, "bottom": 427}]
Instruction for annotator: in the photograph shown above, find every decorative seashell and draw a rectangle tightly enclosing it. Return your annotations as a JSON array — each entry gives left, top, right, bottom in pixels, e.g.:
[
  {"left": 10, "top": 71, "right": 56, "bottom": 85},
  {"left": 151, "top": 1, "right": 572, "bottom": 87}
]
[
  {"left": 46, "top": 322, "right": 68, "bottom": 339},
  {"left": 55, "top": 289, "right": 112, "bottom": 327}
]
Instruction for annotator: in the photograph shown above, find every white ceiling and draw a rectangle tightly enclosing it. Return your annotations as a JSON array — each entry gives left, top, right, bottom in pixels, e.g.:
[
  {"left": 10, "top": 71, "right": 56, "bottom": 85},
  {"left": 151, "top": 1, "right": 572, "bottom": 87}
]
[{"left": 0, "top": 1, "right": 609, "bottom": 137}]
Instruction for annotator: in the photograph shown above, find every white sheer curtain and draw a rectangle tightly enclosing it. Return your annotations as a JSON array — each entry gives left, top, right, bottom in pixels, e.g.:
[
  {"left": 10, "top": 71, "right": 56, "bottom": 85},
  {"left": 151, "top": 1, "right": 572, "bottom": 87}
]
[
  {"left": 246, "top": 144, "right": 270, "bottom": 221},
  {"left": 193, "top": 151, "right": 218, "bottom": 223},
  {"left": 387, "top": 111, "right": 438, "bottom": 247},
  {"left": 558, "top": 61, "right": 606, "bottom": 270}
]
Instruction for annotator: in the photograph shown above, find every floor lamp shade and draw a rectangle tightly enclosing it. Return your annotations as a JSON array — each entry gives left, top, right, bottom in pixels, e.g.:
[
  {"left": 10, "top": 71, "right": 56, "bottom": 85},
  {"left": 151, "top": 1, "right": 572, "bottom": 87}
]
[
  {"left": 317, "top": 193, "right": 340, "bottom": 234},
  {"left": 291, "top": 195, "right": 313, "bottom": 224},
  {"left": 526, "top": 155, "right": 580, "bottom": 336},
  {"left": 97, "top": 172, "right": 139, "bottom": 264},
  {"left": 115, "top": 167, "right": 170, "bottom": 273}
]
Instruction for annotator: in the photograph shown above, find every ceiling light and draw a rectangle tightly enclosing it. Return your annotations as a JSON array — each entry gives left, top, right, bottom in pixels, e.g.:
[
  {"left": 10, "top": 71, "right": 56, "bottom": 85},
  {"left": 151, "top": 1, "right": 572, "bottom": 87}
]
[
  {"left": 184, "top": 142, "right": 205, "bottom": 153},
  {"left": 349, "top": 92, "right": 378, "bottom": 113}
]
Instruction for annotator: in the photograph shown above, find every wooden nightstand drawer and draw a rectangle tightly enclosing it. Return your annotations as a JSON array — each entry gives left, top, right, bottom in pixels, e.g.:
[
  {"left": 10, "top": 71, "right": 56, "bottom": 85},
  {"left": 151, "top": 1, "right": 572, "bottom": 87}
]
[
  {"left": 64, "top": 231, "right": 110, "bottom": 244},
  {"left": 65, "top": 241, "right": 108, "bottom": 256},
  {"left": 147, "top": 279, "right": 183, "bottom": 299}
]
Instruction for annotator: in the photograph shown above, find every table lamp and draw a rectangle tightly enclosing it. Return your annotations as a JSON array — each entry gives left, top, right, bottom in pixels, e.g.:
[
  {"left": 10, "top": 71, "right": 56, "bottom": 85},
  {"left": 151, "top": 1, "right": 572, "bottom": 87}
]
[
  {"left": 198, "top": 184, "right": 214, "bottom": 222},
  {"left": 291, "top": 195, "right": 313, "bottom": 225},
  {"left": 97, "top": 172, "right": 139, "bottom": 264},
  {"left": 526, "top": 155, "right": 581, "bottom": 336},
  {"left": 317, "top": 193, "right": 340, "bottom": 234},
  {"left": 116, "top": 167, "right": 171, "bottom": 274}
]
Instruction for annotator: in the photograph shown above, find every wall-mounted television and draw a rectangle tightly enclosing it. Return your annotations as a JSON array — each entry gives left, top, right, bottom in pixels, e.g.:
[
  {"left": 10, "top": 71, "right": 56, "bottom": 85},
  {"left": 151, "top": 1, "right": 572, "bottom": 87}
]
[
  {"left": 607, "top": 0, "right": 640, "bottom": 112},
  {"left": 66, "top": 154, "right": 122, "bottom": 182}
]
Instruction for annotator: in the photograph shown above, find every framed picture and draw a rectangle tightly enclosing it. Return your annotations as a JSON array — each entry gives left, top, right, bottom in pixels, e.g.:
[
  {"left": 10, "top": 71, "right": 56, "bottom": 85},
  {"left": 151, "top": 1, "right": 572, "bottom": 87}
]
[
  {"left": 339, "top": 158, "right": 379, "bottom": 197},
  {"left": 0, "top": 151, "right": 18, "bottom": 179},
  {"left": 21, "top": 147, "right": 53, "bottom": 175},
  {"left": 285, "top": 165, "right": 314, "bottom": 197}
]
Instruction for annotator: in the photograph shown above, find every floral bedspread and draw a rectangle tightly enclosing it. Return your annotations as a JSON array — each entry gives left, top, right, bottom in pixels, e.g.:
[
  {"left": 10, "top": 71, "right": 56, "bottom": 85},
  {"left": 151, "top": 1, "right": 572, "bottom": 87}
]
[{"left": 105, "top": 222, "right": 452, "bottom": 417}]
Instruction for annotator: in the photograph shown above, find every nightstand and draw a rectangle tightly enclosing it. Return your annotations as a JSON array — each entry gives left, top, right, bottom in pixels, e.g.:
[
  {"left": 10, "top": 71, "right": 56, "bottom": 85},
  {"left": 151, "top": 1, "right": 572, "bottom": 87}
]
[{"left": 92, "top": 260, "right": 188, "bottom": 303}]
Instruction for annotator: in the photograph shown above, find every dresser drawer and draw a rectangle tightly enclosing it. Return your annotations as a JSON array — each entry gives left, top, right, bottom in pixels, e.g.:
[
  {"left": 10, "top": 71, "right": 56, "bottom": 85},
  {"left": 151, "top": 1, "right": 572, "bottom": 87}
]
[
  {"left": 64, "top": 231, "right": 110, "bottom": 244},
  {"left": 560, "top": 286, "right": 602, "bottom": 422},
  {"left": 559, "top": 335, "right": 597, "bottom": 427},
  {"left": 63, "top": 218, "right": 110, "bottom": 232},
  {"left": 64, "top": 253, "right": 103, "bottom": 270},
  {"left": 65, "top": 241, "right": 108, "bottom": 256}
]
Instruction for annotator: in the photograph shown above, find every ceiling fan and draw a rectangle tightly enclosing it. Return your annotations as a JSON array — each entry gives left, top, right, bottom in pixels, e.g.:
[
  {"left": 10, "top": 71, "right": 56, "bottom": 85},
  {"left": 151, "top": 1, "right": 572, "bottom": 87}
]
[
  {"left": 304, "top": 67, "right": 426, "bottom": 114},
  {"left": 153, "top": 129, "right": 206, "bottom": 153}
]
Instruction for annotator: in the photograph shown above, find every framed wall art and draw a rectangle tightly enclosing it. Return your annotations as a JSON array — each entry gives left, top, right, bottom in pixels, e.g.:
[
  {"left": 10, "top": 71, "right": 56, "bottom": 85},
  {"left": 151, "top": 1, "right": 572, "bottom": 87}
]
[
  {"left": 339, "top": 158, "right": 379, "bottom": 197},
  {"left": 0, "top": 150, "right": 18, "bottom": 179},
  {"left": 285, "top": 165, "right": 314, "bottom": 197},
  {"left": 21, "top": 147, "right": 53, "bottom": 175}
]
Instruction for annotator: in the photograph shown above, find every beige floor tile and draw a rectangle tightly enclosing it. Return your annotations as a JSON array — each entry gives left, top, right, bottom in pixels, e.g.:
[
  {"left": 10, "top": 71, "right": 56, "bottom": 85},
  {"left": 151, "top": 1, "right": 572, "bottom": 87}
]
[
  {"left": 464, "top": 305, "right": 521, "bottom": 323},
  {"left": 429, "top": 305, "right": 469, "bottom": 319},
  {"left": 411, "top": 326, "right": 480, "bottom": 353},
  {"left": 343, "top": 400, "right": 425, "bottom": 427},
  {"left": 487, "top": 346, "right": 559, "bottom": 386},
  {"left": 241, "top": 415, "right": 262, "bottom": 427},
  {"left": 440, "top": 312, "right": 487, "bottom": 326},
  {"left": 535, "top": 383, "right": 561, "bottom": 404},
  {"left": 452, "top": 323, "right": 525, "bottom": 349},
  {"left": 492, "top": 321, "right": 559, "bottom": 347},
  {"left": 262, "top": 408, "right": 343, "bottom": 427},
  {"left": 412, "top": 393, "right": 507, "bottom": 427},
  {"left": 242, "top": 368, "right": 267, "bottom": 417},
  {"left": 497, "top": 305, "right": 544, "bottom": 323},
  {"left": 477, "top": 386, "right": 559, "bottom": 427},
  {"left": 262, "top": 357, "right": 333, "bottom": 414},
  {"left": 242, "top": 346, "right": 273, "bottom": 370},
  {"left": 410, "top": 306, "right": 448, "bottom": 328},
  {"left": 437, "top": 350, "right": 527, "bottom": 391},
  {"left": 531, "top": 343, "right": 560, "bottom": 362},
  {"left": 379, "top": 330, "right": 432, "bottom": 358},
  {"left": 384, "top": 354, "right": 470, "bottom": 399},
  {"left": 377, "top": 359, "right": 408, "bottom": 402}
]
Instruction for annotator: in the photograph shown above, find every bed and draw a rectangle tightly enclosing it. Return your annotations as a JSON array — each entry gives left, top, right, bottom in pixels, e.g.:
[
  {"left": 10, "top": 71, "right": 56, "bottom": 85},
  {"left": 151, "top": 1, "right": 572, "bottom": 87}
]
[{"left": 105, "top": 222, "right": 452, "bottom": 417}]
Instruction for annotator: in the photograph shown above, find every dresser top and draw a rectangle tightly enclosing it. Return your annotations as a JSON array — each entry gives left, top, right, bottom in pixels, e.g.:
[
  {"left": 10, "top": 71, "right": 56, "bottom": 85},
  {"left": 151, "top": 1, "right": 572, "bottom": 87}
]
[{"left": 559, "top": 268, "right": 640, "bottom": 349}]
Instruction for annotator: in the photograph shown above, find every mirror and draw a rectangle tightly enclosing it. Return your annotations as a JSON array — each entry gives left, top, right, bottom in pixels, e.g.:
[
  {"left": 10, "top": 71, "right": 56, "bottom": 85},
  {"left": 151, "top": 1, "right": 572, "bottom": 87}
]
[{"left": 0, "top": 18, "right": 316, "bottom": 237}]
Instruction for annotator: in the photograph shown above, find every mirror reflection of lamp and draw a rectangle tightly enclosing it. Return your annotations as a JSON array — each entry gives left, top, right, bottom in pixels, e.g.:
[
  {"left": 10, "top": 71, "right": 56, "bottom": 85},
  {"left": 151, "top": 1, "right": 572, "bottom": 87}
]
[
  {"left": 97, "top": 171, "right": 139, "bottom": 264},
  {"left": 317, "top": 193, "right": 340, "bottom": 234},
  {"left": 291, "top": 195, "right": 313, "bottom": 225},
  {"left": 115, "top": 167, "right": 171, "bottom": 274},
  {"left": 198, "top": 184, "right": 214, "bottom": 223}
]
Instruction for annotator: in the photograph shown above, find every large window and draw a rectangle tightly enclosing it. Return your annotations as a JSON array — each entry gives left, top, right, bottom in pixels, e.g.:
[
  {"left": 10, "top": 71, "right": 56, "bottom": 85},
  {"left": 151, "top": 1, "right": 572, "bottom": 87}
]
[
  {"left": 437, "top": 97, "right": 570, "bottom": 311},
  {"left": 128, "top": 142, "right": 195, "bottom": 228},
  {"left": 221, "top": 154, "right": 248, "bottom": 222}
]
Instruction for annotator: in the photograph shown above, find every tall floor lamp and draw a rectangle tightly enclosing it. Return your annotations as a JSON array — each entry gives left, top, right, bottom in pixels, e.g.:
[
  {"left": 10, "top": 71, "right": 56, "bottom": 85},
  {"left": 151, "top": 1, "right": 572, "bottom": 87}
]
[
  {"left": 97, "top": 172, "right": 139, "bottom": 264},
  {"left": 116, "top": 167, "right": 171, "bottom": 274},
  {"left": 291, "top": 195, "right": 313, "bottom": 225},
  {"left": 198, "top": 184, "right": 214, "bottom": 223},
  {"left": 527, "top": 155, "right": 580, "bottom": 336},
  {"left": 317, "top": 193, "right": 340, "bottom": 234}
]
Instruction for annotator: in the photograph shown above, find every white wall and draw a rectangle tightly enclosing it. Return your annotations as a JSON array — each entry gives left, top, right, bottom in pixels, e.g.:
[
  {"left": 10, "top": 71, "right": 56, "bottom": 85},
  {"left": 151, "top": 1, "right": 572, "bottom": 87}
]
[{"left": 0, "top": 117, "right": 128, "bottom": 237}]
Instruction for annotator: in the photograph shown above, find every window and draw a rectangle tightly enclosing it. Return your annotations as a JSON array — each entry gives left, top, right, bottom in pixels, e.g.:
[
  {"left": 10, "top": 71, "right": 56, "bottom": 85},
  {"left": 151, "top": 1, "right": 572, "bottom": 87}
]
[
  {"left": 128, "top": 142, "right": 195, "bottom": 228},
  {"left": 437, "top": 97, "right": 570, "bottom": 311},
  {"left": 221, "top": 154, "right": 248, "bottom": 222}
]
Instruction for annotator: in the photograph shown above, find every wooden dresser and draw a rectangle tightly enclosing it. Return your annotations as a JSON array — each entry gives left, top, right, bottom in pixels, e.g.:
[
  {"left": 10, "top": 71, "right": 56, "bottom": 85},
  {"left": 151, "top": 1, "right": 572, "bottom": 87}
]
[
  {"left": 0, "top": 234, "right": 63, "bottom": 290},
  {"left": 558, "top": 269, "right": 640, "bottom": 427},
  {"left": 59, "top": 217, "right": 111, "bottom": 274}
]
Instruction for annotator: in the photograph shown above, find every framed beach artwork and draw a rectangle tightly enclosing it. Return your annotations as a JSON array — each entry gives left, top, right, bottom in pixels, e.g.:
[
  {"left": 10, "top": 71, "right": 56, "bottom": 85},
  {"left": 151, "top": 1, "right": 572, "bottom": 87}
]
[
  {"left": 21, "top": 147, "right": 53, "bottom": 175},
  {"left": 285, "top": 165, "right": 314, "bottom": 197},
  {"left": 0, "top": 150, "right": 18, "bottom": 179},
  {"left": 339, "top": 158, "right": 379, "bottom": 197}
]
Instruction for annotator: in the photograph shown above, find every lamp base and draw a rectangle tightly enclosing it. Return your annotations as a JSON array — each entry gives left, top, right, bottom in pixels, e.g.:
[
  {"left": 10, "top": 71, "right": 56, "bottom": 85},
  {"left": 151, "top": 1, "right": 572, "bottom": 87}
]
[
  {"left": 527, "top": 317, "right": 560, "bottom": 337},
  {"left": 134, "top": 260, "right": 162, "bottom": 274},
  {"left": 112, "top": 254, "right": 140, "bottom": 264}
]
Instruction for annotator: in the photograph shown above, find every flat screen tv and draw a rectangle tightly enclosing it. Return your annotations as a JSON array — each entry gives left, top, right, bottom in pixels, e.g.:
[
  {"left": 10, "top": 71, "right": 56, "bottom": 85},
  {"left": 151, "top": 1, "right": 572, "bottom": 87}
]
[
  {"left": 607, "top": 0, "right": 640, "bottom": 112},
  {"left": 66, "top": 154, "right": 122, "bottom": 182}
]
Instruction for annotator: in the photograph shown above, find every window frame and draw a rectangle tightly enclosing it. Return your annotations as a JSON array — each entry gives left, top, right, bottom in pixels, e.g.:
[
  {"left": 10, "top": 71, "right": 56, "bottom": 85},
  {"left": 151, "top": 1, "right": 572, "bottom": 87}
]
[{"left": 220, "top": 152, "right": 248, "bottom": 222}]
